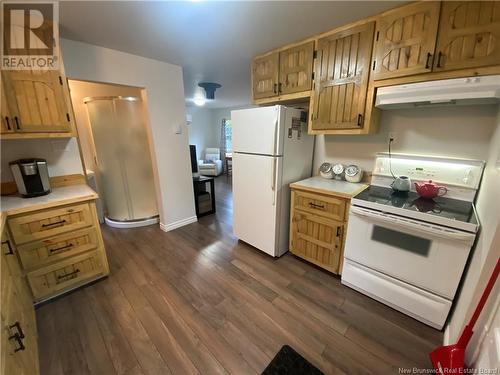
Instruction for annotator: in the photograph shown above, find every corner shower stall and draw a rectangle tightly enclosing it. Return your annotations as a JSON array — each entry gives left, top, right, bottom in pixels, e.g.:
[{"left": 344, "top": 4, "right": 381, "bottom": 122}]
[{"left": 84, "top": 96, "right": 159, "bottom": 228}]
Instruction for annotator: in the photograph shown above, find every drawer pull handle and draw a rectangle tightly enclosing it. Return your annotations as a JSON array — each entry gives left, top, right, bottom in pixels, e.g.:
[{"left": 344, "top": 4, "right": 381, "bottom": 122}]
[
  {"left": 9, "top": 333, "right": 25, "bottom": 352},
  {"left": 9, "top": 321, "right": 25, "bottom": 339},
  {"left": 309, "top": 202, "right": 325, "bottom": 210},
  {"left": 57, "top": 268, "right": 80, "bottom": 282},
  {"left": 49, "top": 243, "right": 73, "bottom": 253},
  {"left": 2, "top": 240, "right": 14, "bottom": 255},
  {"left": 42, "top": 219, "right": 67, "bottom": 228}
]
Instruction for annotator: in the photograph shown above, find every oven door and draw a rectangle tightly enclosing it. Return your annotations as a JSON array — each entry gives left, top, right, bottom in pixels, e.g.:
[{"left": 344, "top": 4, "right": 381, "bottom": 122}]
[{"left": 344, "top": 206, "right": 475, "bottom": 299}]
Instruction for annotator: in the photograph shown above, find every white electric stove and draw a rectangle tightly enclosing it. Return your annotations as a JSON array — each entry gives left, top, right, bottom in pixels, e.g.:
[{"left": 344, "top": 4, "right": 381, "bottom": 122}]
[{"left": 341, "top": 153, "right": 484, "bottom": 329}]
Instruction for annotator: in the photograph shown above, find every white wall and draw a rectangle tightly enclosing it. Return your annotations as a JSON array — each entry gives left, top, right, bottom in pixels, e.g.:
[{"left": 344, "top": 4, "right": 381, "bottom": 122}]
[
  {"left": 61, "top": 39, "right": 196, "bottom": 231},
  {"left": 1, "top": 138, "right": 83, "bottom": 182},
  {"left": 446, "top": 106, "right": 500, "bottom": 364},
  {"left": 187, "top": 105, "right": 255, "bottom": 159},
  {"left": 313, "top": 105, "right": 497, "bottom": 173},
  {"left": 186, "top": 107, "right": 219, "bottom": 160}
]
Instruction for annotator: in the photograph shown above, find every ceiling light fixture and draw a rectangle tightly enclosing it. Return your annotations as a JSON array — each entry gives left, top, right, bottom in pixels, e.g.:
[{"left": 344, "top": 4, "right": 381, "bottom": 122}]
[
  {"left": 198, "top": 82, "right": 222, "bottom": 100},
  {"left": 193, "top": 97, "right": 206, "bottom": 106}
]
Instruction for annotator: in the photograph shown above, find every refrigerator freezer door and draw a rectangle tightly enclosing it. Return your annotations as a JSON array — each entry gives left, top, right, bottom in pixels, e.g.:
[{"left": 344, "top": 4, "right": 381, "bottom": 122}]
[
  {"left": 233, "top": 152, "right": 282, "bottom": 256},
  {"left": 232, "top": 106, "right": 285, "bottom": 156}
]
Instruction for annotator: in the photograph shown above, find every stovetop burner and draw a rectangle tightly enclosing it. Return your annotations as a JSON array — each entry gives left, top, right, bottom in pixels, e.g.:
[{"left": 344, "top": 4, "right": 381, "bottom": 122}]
[{"left": 353, "top": 186, "right": 477, "bottom": 226}]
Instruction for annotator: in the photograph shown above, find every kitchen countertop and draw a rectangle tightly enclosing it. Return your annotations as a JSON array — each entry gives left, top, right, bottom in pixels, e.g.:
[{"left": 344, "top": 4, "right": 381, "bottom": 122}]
[
  {"left": 290, "top": 176, "right": 368, "bottom": 198},
  {"left": 1, "top": 184, "right": 98, "bottom": 217}
]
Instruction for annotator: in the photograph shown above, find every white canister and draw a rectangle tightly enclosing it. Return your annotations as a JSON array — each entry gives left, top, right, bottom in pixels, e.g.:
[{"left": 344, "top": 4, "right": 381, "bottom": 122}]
[
  {"left": 345, "top": 165, "right": 363, "bottom": 183},
  {"left": 319, "top": 163, "right": 334, "bottom": 179}
]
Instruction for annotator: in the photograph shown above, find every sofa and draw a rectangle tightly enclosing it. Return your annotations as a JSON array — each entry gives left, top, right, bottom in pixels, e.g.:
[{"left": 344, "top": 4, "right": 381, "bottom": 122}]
[{"left": 198, "top": 148, "right": 223, "bottom": 176}]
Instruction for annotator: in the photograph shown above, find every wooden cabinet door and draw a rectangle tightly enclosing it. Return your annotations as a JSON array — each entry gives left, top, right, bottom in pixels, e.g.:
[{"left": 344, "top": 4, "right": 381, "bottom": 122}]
[
  {"left": 435, "top": 1, "right": 500, "bottom": 72},
  {"left": 372, "top": 2, "right": 441, "bottom": 80},
  {"left": 279, "top": 41, "right": 314, "bottom": 95},
  {"left": 1, "top": 81, "right": 14, "bottom": 133},
  {"left": 290, "top": 209, "right": 343, "bottom": 274},
  {"left": 2, "top": 69, "right": 72, "bottom": 133},
  {"left": 1, "top": 230, "right": 38, "bottom": 375},
  {"left": 311, "top": 22, "right": 374, "bottom": 131},
  {"left": 252, "top": 52, "right": 279, "bottom": 100}
]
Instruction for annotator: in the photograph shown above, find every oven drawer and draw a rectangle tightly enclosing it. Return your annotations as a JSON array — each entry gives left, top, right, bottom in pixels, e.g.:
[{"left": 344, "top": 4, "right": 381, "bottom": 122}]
[
  {"left": 293, "top": 190, "right": 346, "bottom": 221},
  {"left": 342, "top": 259, "right": 451, "bottom": 329},
  {"left": 344, "top": 206, "right": 475, "bottom": 299},
  {"left": 27, "top": 250, "right": 106, "bottom": 301},
  {"left": 16, "top": 228, "right": 100, "bottom": 270},
  {"left": 8, "top": 203, "right": 94, "bottom": 245}
]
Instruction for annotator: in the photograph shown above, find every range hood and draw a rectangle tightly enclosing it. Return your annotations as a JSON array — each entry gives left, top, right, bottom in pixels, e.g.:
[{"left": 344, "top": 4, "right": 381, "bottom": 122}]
[{"left": 375, "top": 75, "right": 500, "bottom": 109}]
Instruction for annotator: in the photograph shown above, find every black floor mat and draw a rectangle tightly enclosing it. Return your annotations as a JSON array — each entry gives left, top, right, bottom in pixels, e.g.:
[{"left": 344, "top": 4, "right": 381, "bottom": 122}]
[{"left": 262, "top": 345, "right": 325, "bottom": 375}]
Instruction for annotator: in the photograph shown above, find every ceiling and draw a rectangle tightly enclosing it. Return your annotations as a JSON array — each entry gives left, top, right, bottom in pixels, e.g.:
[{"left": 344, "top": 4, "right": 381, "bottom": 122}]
[{"left": 59, "top": 1, "right": 405, "bottom": 109}]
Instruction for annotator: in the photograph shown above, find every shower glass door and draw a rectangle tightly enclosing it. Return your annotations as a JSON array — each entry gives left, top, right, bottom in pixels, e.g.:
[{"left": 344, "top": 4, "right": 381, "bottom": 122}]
[{"left": 85, "top": 96, "right": 158, "bottom": 222}]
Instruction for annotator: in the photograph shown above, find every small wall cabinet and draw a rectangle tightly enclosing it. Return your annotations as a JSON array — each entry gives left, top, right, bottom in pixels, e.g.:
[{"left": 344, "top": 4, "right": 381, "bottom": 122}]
[
  {"left": 252, "top": 41, "right": 314, "bottom": 102},
  {"left": 1, "top": 69, "right": 74, "bottom": 135},
  {"left": 372, "top": 1, "right": 500, "bottom": 80},
  {"left": 252, "top": 52, "right": 280, "bottom": 100},
  {"left": 434, "top": 1, "right": 500, "bottom": 72},
  {"left": 372, "top": 1, "right": 441, "bottom": 80}
]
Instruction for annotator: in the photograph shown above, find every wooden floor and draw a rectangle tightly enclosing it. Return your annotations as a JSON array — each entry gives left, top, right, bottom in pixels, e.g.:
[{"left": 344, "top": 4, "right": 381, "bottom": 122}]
[{"left": 37, "top": 176, "right": 442, "bottom": 375}]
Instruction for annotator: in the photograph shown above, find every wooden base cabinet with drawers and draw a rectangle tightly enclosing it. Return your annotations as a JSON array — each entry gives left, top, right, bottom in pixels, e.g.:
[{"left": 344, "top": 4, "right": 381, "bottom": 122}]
[
  {"left": 6, "top": 200, "right": 109, "bottom": 303},
  {"left": 289, "top": 189, "right": 350, "bottom": 274},
  {"left": 0, "top": 197, "right": 109, "bottom": 375}
]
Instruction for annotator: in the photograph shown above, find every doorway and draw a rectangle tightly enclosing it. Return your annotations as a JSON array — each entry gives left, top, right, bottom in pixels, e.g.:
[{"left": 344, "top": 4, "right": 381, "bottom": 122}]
[{"left": 69, "top": 80, "right": 160, "bottom": 228}]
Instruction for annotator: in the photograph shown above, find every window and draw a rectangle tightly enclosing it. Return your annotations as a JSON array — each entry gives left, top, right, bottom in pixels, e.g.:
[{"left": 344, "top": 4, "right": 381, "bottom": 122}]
[{"left": 224, "top": 119, "right": 232, "bottom": 152}]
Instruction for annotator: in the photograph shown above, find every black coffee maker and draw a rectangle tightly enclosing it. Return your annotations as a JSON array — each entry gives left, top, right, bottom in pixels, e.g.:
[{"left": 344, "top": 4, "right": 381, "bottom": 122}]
[{"left": 9, "top": 159, "right": 51, "bottom": 198}]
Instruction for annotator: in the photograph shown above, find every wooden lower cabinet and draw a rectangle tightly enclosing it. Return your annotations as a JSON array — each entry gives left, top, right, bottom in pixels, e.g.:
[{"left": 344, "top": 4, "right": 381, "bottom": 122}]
[
  {"left": 7, "top": 200, "right": 109, "bottom": 303},
  {"left": 0, "top": 197, "right": 109, "bottom": 375},
  {"left": 289, "top": 188, "right": 350, "bottom": 274},
  {"left": 1, "top": 228, "right": 39, "bottom": 375}
]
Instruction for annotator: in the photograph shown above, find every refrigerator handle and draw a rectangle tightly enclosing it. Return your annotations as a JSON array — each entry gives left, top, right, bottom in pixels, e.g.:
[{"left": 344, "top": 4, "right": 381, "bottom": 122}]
[
  {"left": 273, "top": 117, "right": 279, "bottom": 156},
  {"left": 271, "top": 158, "right": 277, "bottom": 206}
]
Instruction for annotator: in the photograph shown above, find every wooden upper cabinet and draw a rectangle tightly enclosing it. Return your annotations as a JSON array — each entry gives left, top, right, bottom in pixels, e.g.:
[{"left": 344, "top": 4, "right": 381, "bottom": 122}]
[
  {"left": 1, "top": 80, "right": 14, "bottom": 133},
  {"left": 434, "top": 1, "right": 500, "bottom": 72},
  {"left": 252, "top": 52, "right": 279, "bottom": 100},
  {"left": 279, "top": 41, "right": 314, "bottom": 95},
  {"left": 2, "top": 69, "right": 72, "bottom": 133},
  {"left": 311, "top": 22, "right": 375, "bottom": 131},
  {"left": 372, "top": 1, "right": 441, "bottom": 80}
]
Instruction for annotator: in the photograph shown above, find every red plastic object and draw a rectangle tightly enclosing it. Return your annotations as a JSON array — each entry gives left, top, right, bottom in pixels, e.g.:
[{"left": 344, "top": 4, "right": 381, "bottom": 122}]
[
  {"left": 414, "top": 180, "right": 448, "bottom": 199},
  {"left": 430, "top": 259, "right": 500, "bottom": 374}
]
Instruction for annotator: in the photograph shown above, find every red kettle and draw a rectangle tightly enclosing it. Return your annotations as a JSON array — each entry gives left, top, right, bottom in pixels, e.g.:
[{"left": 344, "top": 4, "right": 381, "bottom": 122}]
[{"left": 414, "top": 180, "right": 448, "bottom": 199}]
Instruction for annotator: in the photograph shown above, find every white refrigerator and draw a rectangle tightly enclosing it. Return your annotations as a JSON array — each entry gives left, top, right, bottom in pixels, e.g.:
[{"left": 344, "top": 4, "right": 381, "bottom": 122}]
[{"left": 232, "top": 105, "right": 314, "bottom": 257}]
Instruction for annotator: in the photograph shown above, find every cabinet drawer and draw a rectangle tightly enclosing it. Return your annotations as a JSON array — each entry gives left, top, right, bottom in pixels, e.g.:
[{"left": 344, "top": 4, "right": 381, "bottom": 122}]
[
  {"left": 17, "top": 228, "right": 99, "bottom": 270},
  {"left": 293, "top": 190, "right": 346, "bottom": 221},
  {"left": 8, "top": 203, "right": 93, "bottom": 245},
  {"left": 290, "top": 210, "right": 343, "bottom": 274},
  {"left": 27, "top": 251, "right": 106, "bottom": 301}
]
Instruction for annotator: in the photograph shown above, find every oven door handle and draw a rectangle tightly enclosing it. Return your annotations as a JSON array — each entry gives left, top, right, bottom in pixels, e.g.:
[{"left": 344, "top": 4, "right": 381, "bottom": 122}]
[{"left": 350, "top": 206, "right": 475, "bottom": 242}]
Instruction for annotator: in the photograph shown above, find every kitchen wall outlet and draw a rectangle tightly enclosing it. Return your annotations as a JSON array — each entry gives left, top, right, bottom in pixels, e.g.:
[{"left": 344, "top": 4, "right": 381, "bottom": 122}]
[{"left": 388, "top": 132, "right": 397, "bottom": 143}]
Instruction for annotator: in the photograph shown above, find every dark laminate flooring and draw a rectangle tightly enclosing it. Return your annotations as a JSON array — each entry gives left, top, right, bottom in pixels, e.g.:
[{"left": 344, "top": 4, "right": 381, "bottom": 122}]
[{"left": 37, "top": 176, "right": 442, "bottom": 374}]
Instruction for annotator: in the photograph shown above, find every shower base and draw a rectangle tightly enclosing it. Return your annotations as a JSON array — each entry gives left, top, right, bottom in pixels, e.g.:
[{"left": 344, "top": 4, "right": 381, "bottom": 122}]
[{"left": 105, "top": 215, "right": 159, "bottom": 229}]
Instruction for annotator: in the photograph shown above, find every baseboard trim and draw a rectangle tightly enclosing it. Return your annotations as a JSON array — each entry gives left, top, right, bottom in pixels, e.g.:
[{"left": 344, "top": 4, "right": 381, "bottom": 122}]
[{"left": 160, "top": 216, "right": 197, "bottom": 232}]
